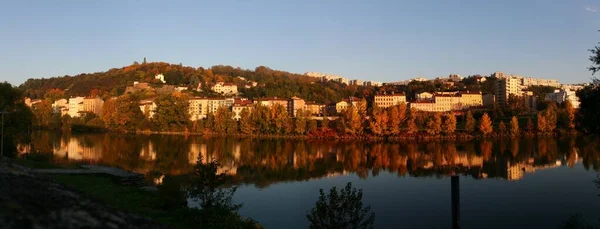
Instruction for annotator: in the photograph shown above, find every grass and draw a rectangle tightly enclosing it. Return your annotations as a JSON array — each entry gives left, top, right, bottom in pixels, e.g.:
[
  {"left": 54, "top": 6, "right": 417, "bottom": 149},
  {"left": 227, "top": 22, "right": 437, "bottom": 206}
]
[
  {"left": 13, "top": 157, "right": 79, "bottom": 169},
  {"left": 50, "top": 174, "right": 183, "bottom": 227}
]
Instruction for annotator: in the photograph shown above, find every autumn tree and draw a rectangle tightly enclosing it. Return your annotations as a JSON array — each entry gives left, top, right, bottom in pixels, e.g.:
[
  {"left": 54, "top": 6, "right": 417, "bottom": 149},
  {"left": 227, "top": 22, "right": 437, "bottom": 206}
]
[
  {"left": 340, "top": 106, "right": 363, "bottom": 136},
  {"left": 32, "top": 99, "right": 59, "bottom": 129},
  {"left": 101, "top": 95, "right": 144, "bottom": 132},
  {"left": 44, "top": 88, "right": 65, "bottom": 103},
  {"left": 526, "top": 117, "right": 535, "bottom": 133},
  {"left": 465, "top": 110, "right": 476, "bottom": 134},
  {"left": 543, "top": 102, "right": 557, "bottom": 133},
  {"left": 251, "top": 104, "right": 270, "bottom": 134},
  {"left": 442, "top": 113, "right": 457, "bottom": 134},
  {"left": 369, "top": 106, "right": 388, "bottom": 136},
  {"left": 510, "top": 116, "right": 520, "bottom": 136},
  {"left": 308, "top": 119, "right": 318, "bottom": 133},
  {"left": 213, "top": 106, "right": 233, "bottom": 134},
  {"left": 270, "top": 104, "right": 290, "bottom": 134},
  {"left": 425, "top": 113, "right": 443, "bottom": 135},
  {"left": 238, "top": 108, "right": 254, "bottom": 135},
  {"left": 537, "top": 112, "right": 547, "bottom": 133},
  {"left": 564, "top": 100, "right": 575, "bottom": 129},
  {"left": 387, "top": 104, "right": 405, "bottom": 135},
  {"left": 406, "top": 117, "right": 418, "bottom": 135},
  {"left": 479, "top": 112, "right": 493, "bottom": 135}
]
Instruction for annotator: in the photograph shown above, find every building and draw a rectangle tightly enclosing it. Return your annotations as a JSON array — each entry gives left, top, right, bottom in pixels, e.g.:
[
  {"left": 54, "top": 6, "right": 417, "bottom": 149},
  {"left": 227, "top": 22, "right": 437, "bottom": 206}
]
[
  {"left": 483, "top": 94, "right": 495, "bottom": 107},
  {"left": 448, "top": 74, "right": 462, "bottom": 82},
  {"left": 409, "top": 92, "right": 483, "bottom": 112},
  {"left": 211, "top": 82, "right": 238, "bottom": 95},
  {"left": 546, "top": 89, "right": 580, "bottom": 108},
  {"left": 305, "top": 72, "right": 349, "bottom": 85},
  {"left": 255, "top": 97, "right": 288, "bottom": 110},
  {"left": 416, "top": 92, "right": 434, "bottom": 101},
  {"left": 521, "top": 77, "right": 560, "bottom": 88},
  {"left": 349, "top": 79, "right": 364, "bottom": 86},
  {"left": 304, "top": 102, "right": 326, "bottom": 116},
  {"left": 232, "top": 99, "right": 253, "bottom": 120},
  {"left": 82, "top": 97, "right": 104, "bottom": 115},
  {"left": 139, "top": 99, "right": 157, "bottom": 118},
  {"left": 52, "top": 99, "right": 68, "bottom": 115},
  {"left": 24, "top": 98, "right": 42, "bottom": 108},
  {"left": 364, "top": 81, "right": 382, "bottom": 87},
  {"left": 155, "top": 74, "right": 166, "bottom": 83},
  {"left": 188, "top": 97, "right": 209, "bottom": 121},
  {"left": 68, "top": 97, "right": 85, "bottom": 118},
  {"left": 335, "top": 97, "right": 361, "bottom": 113},
  {"left": 374, "top": 94, "right": 406, "bottom": 108},
  {"left": 288, "top": 97, "right": 306, "bottom": 117},
  {"left": 495, "top": 76, "right": 521, "bottom": 106},
  {"left": 207, "top": 98, "right": 234, "bottom": 114}
]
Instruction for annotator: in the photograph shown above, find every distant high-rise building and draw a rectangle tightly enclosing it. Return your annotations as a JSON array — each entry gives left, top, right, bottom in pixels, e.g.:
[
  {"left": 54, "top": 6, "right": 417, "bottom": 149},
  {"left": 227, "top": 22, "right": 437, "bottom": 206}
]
[{"left": 495, "top": 77, "right": 521, "bottom": 106}]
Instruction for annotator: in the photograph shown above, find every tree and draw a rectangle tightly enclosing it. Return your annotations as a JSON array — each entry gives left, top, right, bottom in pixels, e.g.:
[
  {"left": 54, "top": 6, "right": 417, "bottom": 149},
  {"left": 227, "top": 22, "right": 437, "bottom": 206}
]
[
  {"left": 479, "top": 112, "right": 493, "bottom": 135},
  {"left": 425, "top": 113, "right": 442, "bottom": 135},
  {"left": 154, "top": 94, "right": 190, "bottom": 131},
  {"left": 387, "top": 104, "right": 405, "bottom": 135},
  {"left": 498, "top": 121, "right": 507, "bottom": 136},
  {"left": 465, "top": 110, "right": 476, "bottom": 134},
  {"left": 188, "top": 156, "right": 242, "bottom": 212},
  {"left": 44, "top": 88, "right": 65, "bottom": 103},
  {"left": 543, "top": 102, "right": 557, "bottom": 133},
  {"left": 340, "top": 106, "right": 362, "bottom": 135},
  {"left": 406, "top": 117, "right": 418, "bottom": 135},
  {"left": 564, "top": 100, "right": 575, "bottom": 129},
  {"left": 526, "top": 118, "right": 535, "bottom": 133},
  {"left": 270, "top": 104, "right": 290, "bottom": 135},
  {"left": 295, "top": 109, "right": 309, "bottom": 135},
  {"left": 214, "top": 106, "right": 233, "bottom": 134},
  {"left": 308, "top": 119, "right": 318, "bottom": 133},
  {"left": 238, "top": 108, "right": 254, "bottom": 135},
  {"left": 306, "top": 182, "right": 375, "bottom": 229},
  {"left": 510, "top": 116, "right": 520, "bottom": 136},
  {"left": 442, "top": 113, "right": 456, "bottom": 134},
  {"left": 537, "top": 112, "right": 547, "bottom": 133},
  {"left": 32, "top": 99, "right": 59, "bottom": 129},
  {"left": 101, "top": 95, "right": 144, "bottom": 132},
  {"left": 369, "top": 106, "right": 387, "bottom": 136},
  {"left": 0, "top": 82, "right": 33, "bottom": 156},
  {"left": 578, "top": 40, "right": 600, "bottom": 133}
]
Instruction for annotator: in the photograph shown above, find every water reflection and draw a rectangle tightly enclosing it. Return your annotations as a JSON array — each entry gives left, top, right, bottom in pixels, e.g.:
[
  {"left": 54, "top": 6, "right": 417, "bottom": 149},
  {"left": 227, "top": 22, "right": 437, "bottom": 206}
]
[{"left": 19, "top": 131, "right": 600, "bottom": 186}]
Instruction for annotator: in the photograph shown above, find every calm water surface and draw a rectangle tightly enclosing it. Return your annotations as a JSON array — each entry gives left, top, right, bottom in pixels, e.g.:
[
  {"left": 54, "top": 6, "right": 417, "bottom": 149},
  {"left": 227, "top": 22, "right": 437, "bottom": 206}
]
[{"left": 19, "top": 131, "right": 600, "bottom": 228}]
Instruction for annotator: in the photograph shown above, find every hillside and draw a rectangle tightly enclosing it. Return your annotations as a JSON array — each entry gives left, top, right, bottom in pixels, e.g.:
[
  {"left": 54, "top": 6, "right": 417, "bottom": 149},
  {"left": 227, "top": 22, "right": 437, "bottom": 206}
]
[{"left": 19, "top": 62, "right": 363, "bottom": 104}]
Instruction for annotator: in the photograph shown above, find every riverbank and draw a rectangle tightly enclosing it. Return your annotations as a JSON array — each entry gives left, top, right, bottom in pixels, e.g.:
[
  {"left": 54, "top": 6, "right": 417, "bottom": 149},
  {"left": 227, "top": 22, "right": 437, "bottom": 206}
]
[{"left": 0, "top": 158, "right": 165, "bottom": 229}]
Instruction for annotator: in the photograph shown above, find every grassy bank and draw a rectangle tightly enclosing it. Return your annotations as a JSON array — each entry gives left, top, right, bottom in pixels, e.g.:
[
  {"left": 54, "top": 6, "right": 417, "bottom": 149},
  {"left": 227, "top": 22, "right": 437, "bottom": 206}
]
[{"left": 49, "top": 174, "right": 261, "bottom": 229}]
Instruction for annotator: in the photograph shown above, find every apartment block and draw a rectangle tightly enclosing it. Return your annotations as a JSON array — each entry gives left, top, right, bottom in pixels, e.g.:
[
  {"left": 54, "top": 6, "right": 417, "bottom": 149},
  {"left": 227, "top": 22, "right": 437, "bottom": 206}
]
[
  {"left": 374, "top": 94, "right": 406, "bottom": 108},
  {"left": 211, "top": 82, "right": 238, "bottom": 95}
]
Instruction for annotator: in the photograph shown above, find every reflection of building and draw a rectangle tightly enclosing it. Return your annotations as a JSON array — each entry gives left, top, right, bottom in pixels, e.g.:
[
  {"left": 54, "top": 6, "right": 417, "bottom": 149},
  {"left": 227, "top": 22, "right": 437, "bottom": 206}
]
[
  {"left": 52, "top": 137, "right": 102, "bottom": 161},
  {"left": 140, "top": 141, "right": 156, "bottom": 161},
  {"left": 506, "top": 160, "right": 562, "bottom": 181}
]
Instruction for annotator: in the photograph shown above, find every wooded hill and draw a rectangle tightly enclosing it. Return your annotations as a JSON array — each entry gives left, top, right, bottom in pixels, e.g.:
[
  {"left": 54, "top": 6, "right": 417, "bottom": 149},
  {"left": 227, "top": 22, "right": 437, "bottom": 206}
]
[{"left": 18, "top": 62, "right": 362, "bottom": 104}]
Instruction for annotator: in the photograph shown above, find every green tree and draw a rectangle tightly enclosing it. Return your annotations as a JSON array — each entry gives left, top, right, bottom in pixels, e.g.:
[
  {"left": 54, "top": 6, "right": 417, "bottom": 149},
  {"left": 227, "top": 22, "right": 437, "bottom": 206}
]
[
  {"left": 0, "top": 82, "right": 33, "bottom": 156},
  {"left": 188, "top": 156, "right": 242, "bottom": 212},
  {"left": 154, "top": 94, "right": 190, "bottom": 131},
  {"left": 295, "top": 109, "right": 309, "bottom": 135},
  {"left": 465, "top": 110, "right": 476, "bottom": 134},
  {"left": 306, "top": 182, "right": 375, "bottom": 229},
  {"left": 510, "top": 116, "right": 520, "bottom": 136},
  {"left": 578, "top": 40, "right": 600, "bottom": 133},
  {"left": 442, "top": 113, "right": 457, "bottom": 134},
  {"left": 479, "top": 112, "right": 493, "bottom": 135}
]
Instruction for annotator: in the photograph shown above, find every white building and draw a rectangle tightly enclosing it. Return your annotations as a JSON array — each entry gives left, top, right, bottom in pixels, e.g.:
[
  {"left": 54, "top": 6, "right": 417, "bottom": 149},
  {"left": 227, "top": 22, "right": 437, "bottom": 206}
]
[
  {"left": 545, "top": 89, "right": 580, "bottom": 108},
  {"left": 68, "top": 97, "right": 85, "bottom": 118},
  {"left": 211, "top": 82, "right": 238, "bottom": 95},
  {"left": 155, "top": 74, "right": 166, "bottom": 83}
]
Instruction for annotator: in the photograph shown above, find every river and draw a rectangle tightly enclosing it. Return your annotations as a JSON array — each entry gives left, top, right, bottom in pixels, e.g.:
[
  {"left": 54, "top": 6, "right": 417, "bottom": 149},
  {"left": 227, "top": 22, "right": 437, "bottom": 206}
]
[{"left": 17, "top": 131, "right": 600, "bottom": 228}]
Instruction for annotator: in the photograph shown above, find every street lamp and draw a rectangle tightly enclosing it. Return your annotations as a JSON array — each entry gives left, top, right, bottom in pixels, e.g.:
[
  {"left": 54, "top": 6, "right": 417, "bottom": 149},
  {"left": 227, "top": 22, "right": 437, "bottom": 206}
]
[{"left": 0, "top": 110, "right": 8, "bottom": 157}]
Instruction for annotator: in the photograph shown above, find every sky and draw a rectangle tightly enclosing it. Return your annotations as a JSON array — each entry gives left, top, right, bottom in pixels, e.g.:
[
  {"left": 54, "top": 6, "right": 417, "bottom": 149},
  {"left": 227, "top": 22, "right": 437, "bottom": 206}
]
[{"left": 1, "top": 0, "right": 600, "bottom": 86}]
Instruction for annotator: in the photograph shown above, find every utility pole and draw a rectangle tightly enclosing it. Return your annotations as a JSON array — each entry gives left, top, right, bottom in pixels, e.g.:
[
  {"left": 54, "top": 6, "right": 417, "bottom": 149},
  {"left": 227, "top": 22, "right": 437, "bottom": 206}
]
[
  {"left": 0, "top": 111, "right": 7, "bottom": 157},
  {"left": 451, "top": 175, "right": 460, "bottom": 229}
]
